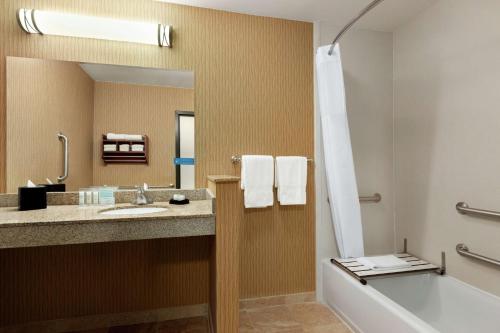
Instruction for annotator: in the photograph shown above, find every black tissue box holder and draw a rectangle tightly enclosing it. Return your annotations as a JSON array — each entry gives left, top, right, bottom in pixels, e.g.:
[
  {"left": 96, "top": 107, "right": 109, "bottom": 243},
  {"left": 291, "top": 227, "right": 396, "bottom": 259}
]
[
  {"left": 18, "top": 186, "right": 47, "bottom": 211},
  {"left": 41, "top": 183, "right": 66, "bottom": 192}
]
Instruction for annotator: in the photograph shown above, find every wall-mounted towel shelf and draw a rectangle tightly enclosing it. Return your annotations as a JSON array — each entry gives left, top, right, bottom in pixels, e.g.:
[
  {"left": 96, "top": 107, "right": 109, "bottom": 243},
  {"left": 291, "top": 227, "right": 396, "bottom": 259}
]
[
  {"left": 102, "top": 134, "right": 148, "bottom": 164},
  {"left": 231, "top": 155, "right": 313, "bottom": 163},
  {"left": 456, "top": 244, "right": 500, "bottom": 268},
  {"left": 456, "top": 202, "right": 500, "bottom": 220}
]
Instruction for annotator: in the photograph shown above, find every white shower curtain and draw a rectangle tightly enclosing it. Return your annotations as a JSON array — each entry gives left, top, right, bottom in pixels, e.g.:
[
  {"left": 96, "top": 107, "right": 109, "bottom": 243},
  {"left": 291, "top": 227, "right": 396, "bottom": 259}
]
[{"left": 316, "top": 44, "right": 364, "bottom": 259}]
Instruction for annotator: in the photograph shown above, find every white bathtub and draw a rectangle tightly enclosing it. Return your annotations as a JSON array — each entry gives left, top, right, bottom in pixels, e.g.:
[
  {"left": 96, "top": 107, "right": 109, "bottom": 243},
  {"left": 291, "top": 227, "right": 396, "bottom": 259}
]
[{"left": 322, "top": 259, "right": 500, "bottom": 333}]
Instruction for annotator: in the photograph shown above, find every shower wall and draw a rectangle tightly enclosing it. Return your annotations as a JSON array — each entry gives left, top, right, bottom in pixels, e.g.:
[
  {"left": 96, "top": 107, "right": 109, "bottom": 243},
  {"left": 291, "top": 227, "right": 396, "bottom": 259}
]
[
  {"left": 394, "top": 0, "right": 500, "bottom": 297},
  {"left": 314, "top": 22, "right": 394, "bottom": 297}
]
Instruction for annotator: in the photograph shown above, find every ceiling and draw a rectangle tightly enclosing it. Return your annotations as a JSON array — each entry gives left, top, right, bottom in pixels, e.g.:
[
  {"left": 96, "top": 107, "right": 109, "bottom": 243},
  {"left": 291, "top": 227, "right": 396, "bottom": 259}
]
[
  {"left": 80, "top": 63, "right": 194, "bottom": 89},
  {"left": 157, "top": 0, "right": 437, "bottom": 32}
]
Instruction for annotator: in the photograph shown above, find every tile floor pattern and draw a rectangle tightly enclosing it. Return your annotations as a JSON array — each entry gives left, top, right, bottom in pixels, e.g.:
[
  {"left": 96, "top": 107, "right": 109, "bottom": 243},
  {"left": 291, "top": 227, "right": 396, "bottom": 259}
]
[{"left": 78, "top": 302, "right": 350, "bottom": 333}]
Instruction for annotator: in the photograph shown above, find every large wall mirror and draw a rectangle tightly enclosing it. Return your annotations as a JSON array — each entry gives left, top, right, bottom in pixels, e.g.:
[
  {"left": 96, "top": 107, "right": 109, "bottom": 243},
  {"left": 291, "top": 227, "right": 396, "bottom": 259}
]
[{"left": 5, "top": 57, "right": 195, "bottom": 193}]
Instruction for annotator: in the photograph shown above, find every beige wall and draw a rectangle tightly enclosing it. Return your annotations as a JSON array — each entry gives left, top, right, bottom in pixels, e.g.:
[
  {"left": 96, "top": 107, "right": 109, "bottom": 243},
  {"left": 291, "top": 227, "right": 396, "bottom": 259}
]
[
  {"left": 93, "top": 82, "right": 194, "bottom": 187},
  {"left": 394, "top": 0, "right": 500, "bottom": 296},
  {"left": 6, "top": 57, "right": 94, "bottom": 192}
]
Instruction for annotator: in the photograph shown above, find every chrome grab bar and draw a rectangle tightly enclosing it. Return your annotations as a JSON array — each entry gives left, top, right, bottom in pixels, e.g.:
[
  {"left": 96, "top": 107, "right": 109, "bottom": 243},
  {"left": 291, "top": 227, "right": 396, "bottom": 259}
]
[
  {"left": 359, "top": 193, "right": 382, "bottom": 203},
  {"left": 456, "top": 202, "right": 500, "bottom": 220},
  {"left": 456, "top": 244, "right": 500, "bottom": 267},
  {"left": 57, "top": 132, "right": 68, "bottom": 183},
  {"left": 327, "top": 193, "right": 381, "bottom": 204}
]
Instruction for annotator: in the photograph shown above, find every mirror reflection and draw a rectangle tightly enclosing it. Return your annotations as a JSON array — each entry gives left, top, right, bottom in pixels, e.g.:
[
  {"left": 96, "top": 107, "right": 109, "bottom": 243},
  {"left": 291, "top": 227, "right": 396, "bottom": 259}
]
[{"left": 6, "top": 57, "right": 195, "bottom": 192}]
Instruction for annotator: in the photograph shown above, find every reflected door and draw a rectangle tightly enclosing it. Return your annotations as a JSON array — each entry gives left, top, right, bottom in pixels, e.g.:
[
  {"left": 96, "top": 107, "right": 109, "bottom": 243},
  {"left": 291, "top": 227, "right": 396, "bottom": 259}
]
[{"left": 175, "top": 111, "right": 195, "bottom": 189}]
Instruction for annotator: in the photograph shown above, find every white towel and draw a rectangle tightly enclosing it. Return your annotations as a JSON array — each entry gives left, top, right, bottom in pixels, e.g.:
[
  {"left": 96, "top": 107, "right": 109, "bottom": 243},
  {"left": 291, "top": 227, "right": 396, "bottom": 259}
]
[
  {"left": 275, "top": 156, "right": 307, "bottom": 205},
  {"left": 131, "top": 144, "right": 144, "bottom": 152},
  {"left": 103, "top": 144, "right": 116, "bottom": 152},
  {"left": 107, "top": 133, "right": 143, "bottom": 141},
  {"left": 240, "top": 155, "right": 274, "bottom": 208},
  {"left": 119, "top": 144, "right": 130, "bottom": 152},
  {"left": 357, "top": 255, "right": 411, "bottom": 271}
]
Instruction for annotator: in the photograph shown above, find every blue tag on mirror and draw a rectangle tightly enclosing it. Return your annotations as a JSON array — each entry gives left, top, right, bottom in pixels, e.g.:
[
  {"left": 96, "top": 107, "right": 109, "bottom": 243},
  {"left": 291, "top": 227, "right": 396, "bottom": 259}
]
[{"left": 174, "top": 158, "right": 195, "bottom": 165}]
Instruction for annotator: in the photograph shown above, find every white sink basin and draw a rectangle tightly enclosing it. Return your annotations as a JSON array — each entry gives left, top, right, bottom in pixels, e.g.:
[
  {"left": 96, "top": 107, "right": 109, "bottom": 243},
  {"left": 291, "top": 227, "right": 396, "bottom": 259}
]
[{"left": 100, "top": 207, "right": 168, "bottom": 216}]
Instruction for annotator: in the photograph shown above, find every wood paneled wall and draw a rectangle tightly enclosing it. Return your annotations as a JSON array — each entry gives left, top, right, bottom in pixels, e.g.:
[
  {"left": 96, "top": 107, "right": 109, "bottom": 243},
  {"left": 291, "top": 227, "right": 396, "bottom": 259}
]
[
  {"left": 93, "top": 82, "right": 194, "bottom": 187},
  {"left": 6, "top": 57, "right": 94, "bottom": 192},
  {"left": 0, "top": 238, "right": 210, "bottom": 326},
  {"left": 0, "top": 0, "right": 314, "bottom": 325}
]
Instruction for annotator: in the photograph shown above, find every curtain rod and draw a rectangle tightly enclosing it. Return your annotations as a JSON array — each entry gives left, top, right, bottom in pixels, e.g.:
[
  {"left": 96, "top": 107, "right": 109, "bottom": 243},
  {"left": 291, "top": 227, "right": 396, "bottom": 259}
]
[{"left": 328, "top": 0, "right": 386, "bottom": 56}]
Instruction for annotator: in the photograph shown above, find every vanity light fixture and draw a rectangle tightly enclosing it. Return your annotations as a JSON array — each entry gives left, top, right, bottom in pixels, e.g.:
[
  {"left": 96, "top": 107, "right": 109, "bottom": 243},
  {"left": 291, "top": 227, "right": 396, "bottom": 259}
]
[{"left": 17, "top": 8, "right": 171, "bottom": 47}]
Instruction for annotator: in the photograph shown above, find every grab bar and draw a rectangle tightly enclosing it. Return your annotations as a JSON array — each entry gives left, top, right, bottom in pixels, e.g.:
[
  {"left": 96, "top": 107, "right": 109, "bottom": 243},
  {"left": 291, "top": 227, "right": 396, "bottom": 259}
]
[
  {"left": 456, "top": 244, "right": 500, "bottom": 267},
  {"left": 456, "top": 202, "right": 500, "bottom": 220},
  {"left": 57, "top": 132, "right": 68, "bottom": 183},
  {"left": 327, "top": 193, "right": 381, "bottom": 204},
  {"left": 359, "top": 193, "right": 382, "bottom": 203}
]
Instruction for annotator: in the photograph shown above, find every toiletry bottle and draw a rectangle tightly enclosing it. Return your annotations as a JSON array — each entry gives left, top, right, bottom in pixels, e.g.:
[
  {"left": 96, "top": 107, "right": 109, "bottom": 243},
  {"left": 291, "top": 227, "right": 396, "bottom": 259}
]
[
  {"left": 79, "top": 189, "right": 85, "bottom": 205},
  {"left": 92, "top": 189, "right": 99, "bottom": 205},
  {"left": 85, "top": 189, "right": 92, "bottom": 205}
]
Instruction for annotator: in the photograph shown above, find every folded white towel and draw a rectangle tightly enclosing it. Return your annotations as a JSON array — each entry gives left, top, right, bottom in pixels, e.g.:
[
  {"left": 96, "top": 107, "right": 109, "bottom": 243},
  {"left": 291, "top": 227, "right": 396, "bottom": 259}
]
[
  {"left": 119, "top": 144, "right": 130, "bottom": 152},
  {"left": 357, "top": 255, "right": 411, "bottom": 271},
  {"left": 241, "top": 155, "right": 274, "bottom": 208},
  {"left": 131, "top": 144, "right": 144, "bottom": 152},
  {"left": 107, "top": 133, "right": 143, "bottom": 141},
  {"left": 103, "top": 144, "right": 116, "bottom": 152},
  {"left": 275, "top": 156, "right": 307, "bottom": 205}
]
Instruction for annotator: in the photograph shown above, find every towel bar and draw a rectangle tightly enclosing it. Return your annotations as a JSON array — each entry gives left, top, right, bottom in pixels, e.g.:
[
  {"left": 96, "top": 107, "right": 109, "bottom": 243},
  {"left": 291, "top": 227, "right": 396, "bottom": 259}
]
[
  {"left": 231, "top": 155, "right": 313, "bottom": 163},
  {"left": 456, "top": 244, "right": 500, "bottom": 267},
  {"left": 456, "top": 202, "right": 500, "bottom": 220}
]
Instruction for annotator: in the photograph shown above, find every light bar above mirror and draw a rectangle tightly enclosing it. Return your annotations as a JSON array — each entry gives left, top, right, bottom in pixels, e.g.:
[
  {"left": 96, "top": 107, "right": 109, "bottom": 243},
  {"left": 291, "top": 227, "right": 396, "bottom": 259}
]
[{"left": 17, "top": 8, "right": 172, "bottom": 47}]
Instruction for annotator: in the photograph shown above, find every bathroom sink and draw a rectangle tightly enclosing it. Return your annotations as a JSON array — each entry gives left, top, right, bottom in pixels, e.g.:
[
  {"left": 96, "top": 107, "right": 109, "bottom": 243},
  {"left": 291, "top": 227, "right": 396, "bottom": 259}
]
[{"left": 99, "top": 206, "right": 168, "bottom": 216}]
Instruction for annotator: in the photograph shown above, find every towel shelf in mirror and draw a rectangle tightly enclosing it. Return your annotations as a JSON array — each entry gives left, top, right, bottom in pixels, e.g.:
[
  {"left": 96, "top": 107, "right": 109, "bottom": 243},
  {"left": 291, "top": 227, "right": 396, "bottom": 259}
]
[{"left": 102, "top": 134, "right": 148, "bottom": 164}]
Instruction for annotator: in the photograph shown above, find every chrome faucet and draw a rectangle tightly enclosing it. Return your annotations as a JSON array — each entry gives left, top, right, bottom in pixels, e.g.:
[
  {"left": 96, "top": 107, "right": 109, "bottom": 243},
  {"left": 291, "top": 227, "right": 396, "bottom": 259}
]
[{"left": 132, "top": 185, "right": 153, "bottom": 205}]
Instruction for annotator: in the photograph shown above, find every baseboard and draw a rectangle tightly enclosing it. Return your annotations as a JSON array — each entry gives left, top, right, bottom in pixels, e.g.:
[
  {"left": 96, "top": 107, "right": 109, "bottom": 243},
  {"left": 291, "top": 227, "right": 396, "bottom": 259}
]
[
  {"left": 0, "top": 303, "right": 208, "bottom": 333},
  {"left": 240, "top": 291, "right": 316, "bottom": 310}
]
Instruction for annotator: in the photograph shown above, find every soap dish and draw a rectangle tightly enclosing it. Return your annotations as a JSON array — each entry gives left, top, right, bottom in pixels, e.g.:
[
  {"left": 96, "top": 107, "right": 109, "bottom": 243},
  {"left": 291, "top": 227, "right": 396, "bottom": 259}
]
[{"left": 169, "top": 199, "right": 190, "bottom": 205}]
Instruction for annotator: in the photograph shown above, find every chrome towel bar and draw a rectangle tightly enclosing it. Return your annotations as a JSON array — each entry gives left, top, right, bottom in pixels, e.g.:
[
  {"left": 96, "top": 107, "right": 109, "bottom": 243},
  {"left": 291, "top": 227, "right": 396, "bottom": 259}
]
[
  {"left": 231, "top": 155, "right": 313, "bottom": 163},
  {"left": 456, "top": 202, "right": 500, "bottom": 220},
  {"left": 456, "top": 244, "right": 500, "bottom": 267}
]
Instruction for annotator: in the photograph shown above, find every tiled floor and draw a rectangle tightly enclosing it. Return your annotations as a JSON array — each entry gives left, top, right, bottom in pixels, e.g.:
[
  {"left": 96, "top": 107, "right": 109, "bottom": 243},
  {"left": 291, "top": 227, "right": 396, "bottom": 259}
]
[{"left": 78, "top": 302, "right": 350, "bottom": 333}]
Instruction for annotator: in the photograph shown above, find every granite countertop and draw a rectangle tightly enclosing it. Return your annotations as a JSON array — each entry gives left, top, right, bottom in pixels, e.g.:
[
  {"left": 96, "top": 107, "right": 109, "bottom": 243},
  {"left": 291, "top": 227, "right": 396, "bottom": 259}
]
[
  {"left": 0, "top": 200, "right": 214, "bottom": 228},
  {"left": 0, "top": 201, "right": 215, "bottom": 249}
]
